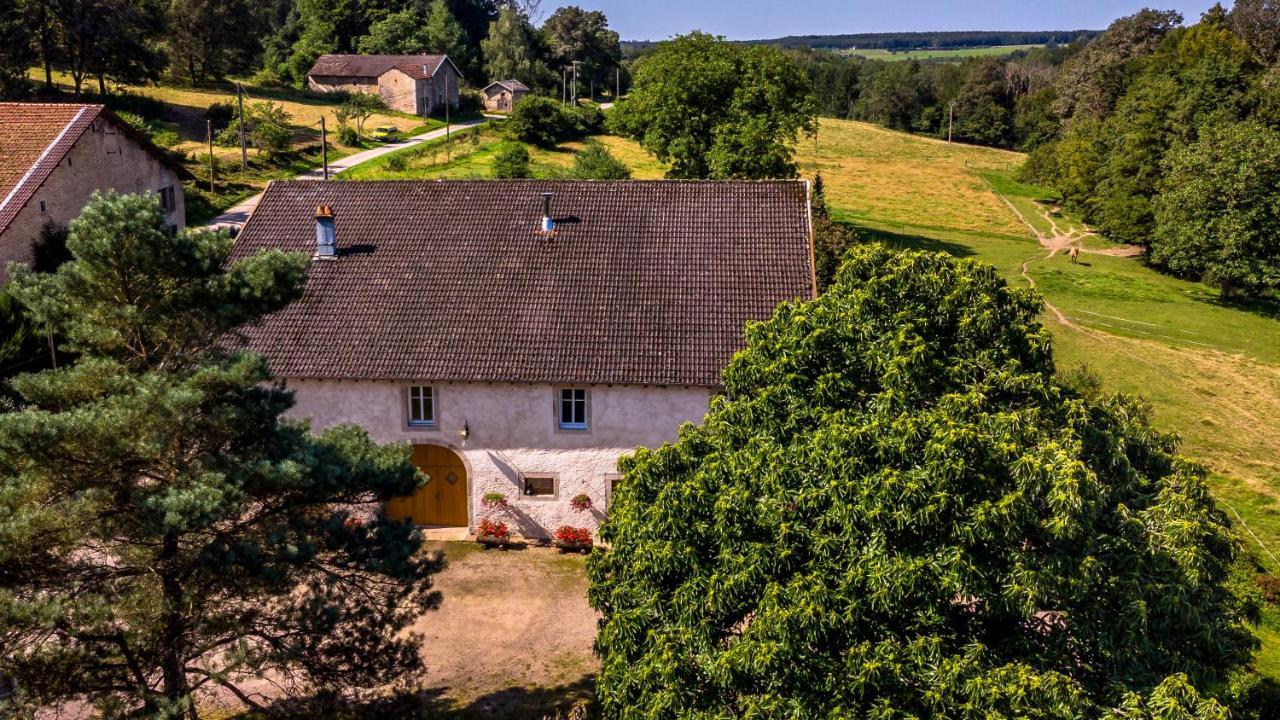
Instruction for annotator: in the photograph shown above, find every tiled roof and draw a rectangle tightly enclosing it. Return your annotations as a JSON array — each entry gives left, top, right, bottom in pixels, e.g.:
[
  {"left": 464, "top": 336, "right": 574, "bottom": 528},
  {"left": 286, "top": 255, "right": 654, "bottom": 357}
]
[
  {"left": 0, "top": 103, "right": 191, "bottom": 235},
  {"left": 230, "top": 180, "right": 815, "bottom": 387},
  {"left": 308, "top": 54, "right": 451, "bottom": 79},
  {"left": 485, "top": 80, "right": 530, "bottom": 93}
]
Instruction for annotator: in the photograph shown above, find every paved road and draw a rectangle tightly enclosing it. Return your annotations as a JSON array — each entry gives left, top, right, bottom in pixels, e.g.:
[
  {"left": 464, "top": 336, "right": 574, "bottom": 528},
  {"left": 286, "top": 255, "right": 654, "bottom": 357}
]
[{"left": 207, "top": 118, "right": 488, "bottom": 230}]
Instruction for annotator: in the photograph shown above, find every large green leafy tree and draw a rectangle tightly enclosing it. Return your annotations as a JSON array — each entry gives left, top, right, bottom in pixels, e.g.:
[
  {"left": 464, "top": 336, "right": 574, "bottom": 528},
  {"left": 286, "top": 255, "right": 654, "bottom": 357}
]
[
  {"left": 480, "top": 4, "right": 548, "bottom": 88},
  {"left": 589, "top": 245, "right": 1258, "bottom": 719},
  {"left": 0, "top": 193, "right": 442, "bottom": 717},
  {"left": 0, "top": 0, "right": 34, "bottom": 100},
  {"left": 610, "top": 32, "right": 817, "bottom": 180},
  {"left": 541, "top": 5, "right": 621, "bottom": 92},
  {"left": 1152, "top": 120, "right": 1280, "bottom": 297},
  {"left": 166, "top": 0, "right": 259, "bottom": 83}
]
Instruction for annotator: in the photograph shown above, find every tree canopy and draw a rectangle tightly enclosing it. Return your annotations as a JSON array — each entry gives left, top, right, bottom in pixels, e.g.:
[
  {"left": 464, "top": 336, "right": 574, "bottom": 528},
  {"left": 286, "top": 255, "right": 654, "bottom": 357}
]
[
  {"left": 610, "top": 32, "right": 817, "bottom": 179},
  {"left": 1151, "top": 120, "right": 1280, "bottom": 296},
  {"left": 0, "top": 192, "right": 442, "bottom": 716},
  {"left": 589, "top": 245, "right": 1259, "bottom": 718}
]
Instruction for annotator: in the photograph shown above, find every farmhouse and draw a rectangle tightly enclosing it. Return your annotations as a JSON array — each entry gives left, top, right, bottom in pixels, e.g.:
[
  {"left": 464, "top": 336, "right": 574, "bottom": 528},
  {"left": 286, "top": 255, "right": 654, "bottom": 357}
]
[
  {"left": 307, "top": 54, "right": 463, "bottom": 116},
  {"left": 0, "top": 103, "right": 190, "bottom": 281},
  {"left": 231, "top": 180, "right": 815, "bottom": 538},
  {"left": 482, "top": 79, "right": 530, "bottom": 112}
]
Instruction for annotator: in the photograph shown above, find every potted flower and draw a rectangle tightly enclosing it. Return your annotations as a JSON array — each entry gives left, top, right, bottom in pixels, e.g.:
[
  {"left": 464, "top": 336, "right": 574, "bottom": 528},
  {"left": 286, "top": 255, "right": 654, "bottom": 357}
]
[
  {"left": 569, "top": 493, "right": 592, "bottom": 513},
  {"left": 481, "top": 492, "right": 510, "bottom": 511},
  {"left": 553, "top": 525, "right": 593, "bottom": 553},
  {"left": 476, "top": 518, "right": 511, "bottom": 548}
]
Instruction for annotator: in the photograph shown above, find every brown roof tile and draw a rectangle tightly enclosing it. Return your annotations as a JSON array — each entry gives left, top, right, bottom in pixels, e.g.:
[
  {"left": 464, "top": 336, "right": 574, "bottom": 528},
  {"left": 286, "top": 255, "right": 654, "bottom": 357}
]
[
  {"left": 308, "top": 54, "right": 452, "bottom": 80},
  {"left": 230, "top": 180, "right": 815, "bottom": 387}
]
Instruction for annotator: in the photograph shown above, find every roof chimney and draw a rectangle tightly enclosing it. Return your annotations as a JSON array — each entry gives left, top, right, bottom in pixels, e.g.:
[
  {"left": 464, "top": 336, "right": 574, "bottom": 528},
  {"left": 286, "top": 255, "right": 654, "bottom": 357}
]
[
  {"left": 540, "top": 193, "right": 555, "bottom": 233},
  {"left": 314, "top": 205, "right": 336, "bottom": 259}
]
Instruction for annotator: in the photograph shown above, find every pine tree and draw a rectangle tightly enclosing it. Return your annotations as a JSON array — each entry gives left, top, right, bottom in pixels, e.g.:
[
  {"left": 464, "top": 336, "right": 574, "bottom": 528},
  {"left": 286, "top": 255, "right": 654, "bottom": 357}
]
[
  {"left": 0, "top": 192, "right": 443, "bottom": 717},
  {"left": 424, "top": 0, "right": 473, "bottom": 80},
  {"left": 810, "top": 173, "right": 859, "bottom": 291}
]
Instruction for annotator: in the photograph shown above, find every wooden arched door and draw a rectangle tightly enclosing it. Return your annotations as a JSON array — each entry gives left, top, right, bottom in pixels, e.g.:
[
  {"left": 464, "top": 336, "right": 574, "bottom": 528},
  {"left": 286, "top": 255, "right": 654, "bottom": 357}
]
[{"left": 385, "top": 445, "right": 469, "bottom": 526}]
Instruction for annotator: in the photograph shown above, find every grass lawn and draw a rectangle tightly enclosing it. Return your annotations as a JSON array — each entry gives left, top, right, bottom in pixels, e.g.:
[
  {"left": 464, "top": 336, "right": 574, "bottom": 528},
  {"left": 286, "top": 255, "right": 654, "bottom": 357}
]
[
  {"left": 838, "top": 44, "right": 1043, "bottom": 61},
  {"left": 341, "top": 129, "right": 669, "bottom": 181}
]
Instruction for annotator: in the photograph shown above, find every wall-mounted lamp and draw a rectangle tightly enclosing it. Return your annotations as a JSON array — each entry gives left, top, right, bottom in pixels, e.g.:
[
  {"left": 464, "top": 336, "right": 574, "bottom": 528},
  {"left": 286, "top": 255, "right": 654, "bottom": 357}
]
[{"left": 460, "top": 419, "right": 471, "bottom": 442}]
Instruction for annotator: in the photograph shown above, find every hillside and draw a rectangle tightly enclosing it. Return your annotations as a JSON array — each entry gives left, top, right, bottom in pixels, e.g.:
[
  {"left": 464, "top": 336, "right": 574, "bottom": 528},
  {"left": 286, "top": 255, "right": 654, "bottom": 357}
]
[{"left": 797, "top": 117, "right": 1280, "bottom": 564}]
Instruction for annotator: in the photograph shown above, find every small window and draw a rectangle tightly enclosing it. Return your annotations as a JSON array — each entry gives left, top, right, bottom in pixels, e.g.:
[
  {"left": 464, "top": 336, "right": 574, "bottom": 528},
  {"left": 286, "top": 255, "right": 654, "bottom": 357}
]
[
  {"left": 408, "top": 386, "right": 435, "bottom": 427},
  {"left": 158, "top": 186, "right": 176, "bottom": 213},
  {"left": 558, "top": 388, "right": 588, "bottom": 430},
  {"left": 38, "top": 200, "right": 46, "bottom": 213},
  {"left": 523, "top": 475, "right": 556, "bottom": 497}
]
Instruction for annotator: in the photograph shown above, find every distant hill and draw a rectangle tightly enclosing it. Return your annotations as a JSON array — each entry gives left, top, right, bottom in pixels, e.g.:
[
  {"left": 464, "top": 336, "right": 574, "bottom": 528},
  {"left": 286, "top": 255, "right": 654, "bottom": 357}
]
[{"left": 623, "top": 30, "right": 1099, "bottom": 53}]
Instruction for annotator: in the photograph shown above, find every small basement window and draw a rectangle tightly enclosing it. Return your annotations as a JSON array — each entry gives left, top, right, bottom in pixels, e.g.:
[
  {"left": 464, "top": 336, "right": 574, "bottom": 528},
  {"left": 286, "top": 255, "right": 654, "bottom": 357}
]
[
  {"left": 558, "top": 388, "right": 588, "bottom": 430},
  {"left": 38, "top": 200, "right": 46, "bottom": 213},
  {"left": 523, "top": 475, "right": 556, "bottom": 498},
  {"left": 407, "top": 386, "right": 435, "bottom": 427}
]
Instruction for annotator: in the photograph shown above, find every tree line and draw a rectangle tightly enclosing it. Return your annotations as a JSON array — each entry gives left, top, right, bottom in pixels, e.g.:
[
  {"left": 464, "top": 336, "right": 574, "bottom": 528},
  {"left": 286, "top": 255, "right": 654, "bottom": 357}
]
[
  {"left": 785, "top": 1, "right": 1280, "bottom": 299},
  {"left": 0, "top": 0, "right": 624, "bottom": 100},
  {"left": 748, "top": 29, "right": 1100, "bottom": 51}
]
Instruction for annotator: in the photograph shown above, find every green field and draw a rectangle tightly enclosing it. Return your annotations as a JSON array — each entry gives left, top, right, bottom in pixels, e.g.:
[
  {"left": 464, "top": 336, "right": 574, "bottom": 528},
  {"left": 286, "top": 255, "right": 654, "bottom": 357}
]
[{"left": 837, "top": 44, "right": 1042, "bottom": 61}]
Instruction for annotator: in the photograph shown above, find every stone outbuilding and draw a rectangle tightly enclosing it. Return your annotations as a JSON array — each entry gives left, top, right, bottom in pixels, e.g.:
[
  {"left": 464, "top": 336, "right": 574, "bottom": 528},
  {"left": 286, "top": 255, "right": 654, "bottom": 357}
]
[
  {"left": 482, "top": 79, "right": 530, "bottom": 112},
  {"left": 307, "top": 54, "right": 463, "bottom": 117},
  {"left": 0, "top": 103, "right": 190, "bottom": 281},
  {"left": 229, "top": 180, "right": 817, "bottom": 539}
]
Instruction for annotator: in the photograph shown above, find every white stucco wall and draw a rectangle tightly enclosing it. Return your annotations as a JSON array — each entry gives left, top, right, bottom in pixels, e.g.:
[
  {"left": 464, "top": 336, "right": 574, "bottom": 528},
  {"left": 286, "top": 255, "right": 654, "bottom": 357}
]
[{"left": 285, "top": 379, "right": 713, "bottom": 539}]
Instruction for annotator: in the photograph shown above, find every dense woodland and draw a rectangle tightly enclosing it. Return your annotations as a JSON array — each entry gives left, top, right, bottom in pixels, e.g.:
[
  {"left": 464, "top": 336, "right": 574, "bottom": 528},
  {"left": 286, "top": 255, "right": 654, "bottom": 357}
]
[{"left": 0, "top": 0, "right": 624, "bottom": 100}]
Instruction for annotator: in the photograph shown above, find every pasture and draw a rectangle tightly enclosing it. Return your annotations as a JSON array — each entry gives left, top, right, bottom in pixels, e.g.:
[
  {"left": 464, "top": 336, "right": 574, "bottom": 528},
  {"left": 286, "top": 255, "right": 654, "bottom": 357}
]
[{"left": 836, "top": 44, "right": 1043, "bottom": 61}]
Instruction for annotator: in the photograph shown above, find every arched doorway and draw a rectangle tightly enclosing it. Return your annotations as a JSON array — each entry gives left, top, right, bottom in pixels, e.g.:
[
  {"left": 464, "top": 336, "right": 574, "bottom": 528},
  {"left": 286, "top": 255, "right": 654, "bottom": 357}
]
[{"left": 385, "top": 444, "right": 469, "bottom": 526}]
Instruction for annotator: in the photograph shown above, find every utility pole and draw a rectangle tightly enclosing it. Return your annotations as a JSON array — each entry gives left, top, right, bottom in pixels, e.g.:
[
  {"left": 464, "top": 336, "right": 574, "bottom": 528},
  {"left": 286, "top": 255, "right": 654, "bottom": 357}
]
[
  {"left": 206, "top": 120, "right": 215, "bottom": 193},
  {"left": 948, "top": 101, "right": 956, "bottom": 144},
  {"left": 572, "top": 61, "right": 580, "bottom": 104},
  {"left": 320, "top": 116, "right": 329, "bottom": 180},
  {"left": 562, "top": 67, "right": 567, "bottom": 105},
  {"left": 445, "top": 72, "right": 451, "bottom": 162},
  {"left": 237, "top": 82, "right": 247, "bottom": 169},
  {"left": 616, "top": 66, "right": 620, "bottom": 101}
]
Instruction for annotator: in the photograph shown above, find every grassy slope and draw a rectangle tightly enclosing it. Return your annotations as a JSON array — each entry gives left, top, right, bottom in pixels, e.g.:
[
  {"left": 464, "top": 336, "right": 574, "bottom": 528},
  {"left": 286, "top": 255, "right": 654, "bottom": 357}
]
[{"left": 26, "top": 69, "right": 445, "bottom": 221}]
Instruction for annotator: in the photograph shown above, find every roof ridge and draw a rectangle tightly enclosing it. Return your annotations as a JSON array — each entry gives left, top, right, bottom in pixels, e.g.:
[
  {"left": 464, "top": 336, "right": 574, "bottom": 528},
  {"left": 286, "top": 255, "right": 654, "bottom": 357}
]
[{"left": 0, "top": 105, "right": 102, "bottom": 235}]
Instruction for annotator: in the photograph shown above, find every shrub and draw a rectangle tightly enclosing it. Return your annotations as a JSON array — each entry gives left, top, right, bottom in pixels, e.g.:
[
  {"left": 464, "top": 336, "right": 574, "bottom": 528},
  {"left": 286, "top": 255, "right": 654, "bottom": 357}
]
[
  {"left": 205, "top": 101, "right": 235, "bottom": 125},
  {"left": 250, "top": 119, "right": 292, "bottom": 158},
  {"left": 505, "top": 97, "right": 602, "bottom": 148},
  {"left": 1259, "top": 575, "right": 1280, "bottom": 606},
  {"left": 249, "top": 66, "right": 285, "bottom": 88},
  {"left": 492, "top": 143, "right": 531, "bottom": 179},
  {"left": 481, "top": 492, "right": 509, "bottom": 510},
  {"left": 458, "top": 88, "right": 484, "bottom": 115},
  {"left": 569, "top": 140, "right": 631, "bottom": 180},
  {"left": 385, "top": 154, "right": 407, "bottom": 172},
  {"left": 554, "top": 526, "right": 592, "bottom": 547},
  {"left": 336, "top": 122, "right": 359, "bottom": 146},
  {"left": 477, "top": 519, "right": 510, "bottom": 540},
  {"left": 570, "top": 494, "right": 593, "bottom": 512}
]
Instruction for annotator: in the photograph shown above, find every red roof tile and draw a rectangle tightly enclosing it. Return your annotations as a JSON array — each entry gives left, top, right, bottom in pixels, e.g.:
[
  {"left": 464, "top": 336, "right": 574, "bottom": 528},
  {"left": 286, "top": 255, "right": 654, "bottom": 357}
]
[
  {"left": 0, "top": 103, "right": 192, "bottom": 236},
  {"left": 230, "top": 180, "right": 815, "bottom": 387}
]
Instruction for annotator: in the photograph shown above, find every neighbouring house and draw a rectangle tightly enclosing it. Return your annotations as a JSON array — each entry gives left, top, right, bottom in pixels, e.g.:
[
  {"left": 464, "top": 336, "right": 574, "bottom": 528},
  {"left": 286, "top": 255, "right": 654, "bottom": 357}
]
[
  {"left": 482, "top": 79, "right": 530, "bottom": 112},
  {"left": 0, "top": 103, "right": 191, "bottom": 281},
  {"left": 230, "top": 180, "right": 815, "bottom": 538},
  {"left": 307, "top": 54, "right": 463, "bottom": 117}
]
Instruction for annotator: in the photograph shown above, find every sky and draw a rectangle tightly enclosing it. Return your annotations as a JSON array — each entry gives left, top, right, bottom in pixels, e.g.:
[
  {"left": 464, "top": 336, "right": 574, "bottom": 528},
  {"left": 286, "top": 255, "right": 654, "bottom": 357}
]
[{"left": 562, "top": 0, "right": 1223, "bottom": 41}]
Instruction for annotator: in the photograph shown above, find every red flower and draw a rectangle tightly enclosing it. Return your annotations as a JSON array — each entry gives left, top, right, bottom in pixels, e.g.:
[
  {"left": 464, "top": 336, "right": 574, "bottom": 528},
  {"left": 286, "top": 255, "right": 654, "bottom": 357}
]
[
  {"left": 478, "top": 519, "right": 510, "bottom": 540},
  {"left": 570, "top": 494, "right": 592, "bottom": 512},
  {"left": 554, "top": 526, "right": 592, "bottom": 546}
]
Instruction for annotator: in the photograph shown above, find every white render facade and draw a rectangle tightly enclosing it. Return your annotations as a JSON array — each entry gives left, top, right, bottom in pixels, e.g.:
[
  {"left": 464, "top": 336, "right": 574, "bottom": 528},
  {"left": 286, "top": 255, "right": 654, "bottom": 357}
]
[{"left": 286, "top": 379, "right": 713, "bottom": 537}]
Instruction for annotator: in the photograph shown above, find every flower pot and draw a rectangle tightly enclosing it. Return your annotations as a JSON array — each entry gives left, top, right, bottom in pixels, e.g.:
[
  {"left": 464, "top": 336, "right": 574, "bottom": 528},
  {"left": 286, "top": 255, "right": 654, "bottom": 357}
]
[{"left": 553, "top": 539, "right": 593, "bottom": 554}]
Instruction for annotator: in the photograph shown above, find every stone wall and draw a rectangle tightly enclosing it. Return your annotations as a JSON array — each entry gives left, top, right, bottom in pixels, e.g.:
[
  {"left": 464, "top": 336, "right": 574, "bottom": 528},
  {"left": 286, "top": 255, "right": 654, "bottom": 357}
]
[
  {"left": 377, "top": 69, "right": 424, "bottom": 115},
  {"left": 286, "top": 379, "right": 713, "bottom": 538},
  {"left": 1, "top": 116, "right": 185, "bottom": 280}
]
